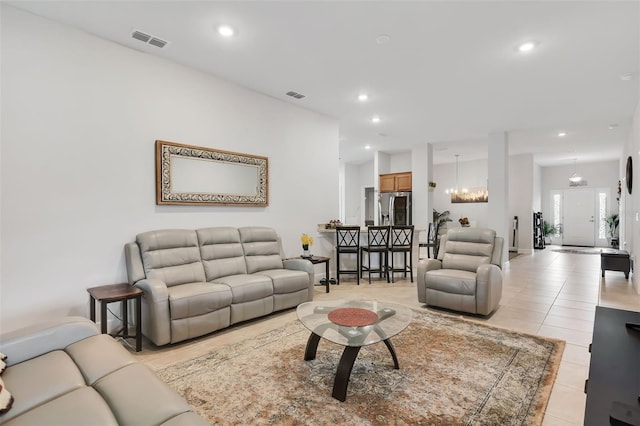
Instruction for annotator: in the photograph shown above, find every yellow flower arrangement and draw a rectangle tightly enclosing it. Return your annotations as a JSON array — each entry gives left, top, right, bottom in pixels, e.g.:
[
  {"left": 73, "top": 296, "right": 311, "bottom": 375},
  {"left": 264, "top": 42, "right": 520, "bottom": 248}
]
[{"left": 300, "top": 233, "right": 314, "bottom": 249}]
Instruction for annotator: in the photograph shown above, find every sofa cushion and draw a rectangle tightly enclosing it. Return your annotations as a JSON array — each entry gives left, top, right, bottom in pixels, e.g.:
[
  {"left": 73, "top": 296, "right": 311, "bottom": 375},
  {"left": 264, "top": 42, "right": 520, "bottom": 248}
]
[
  {"left": 256, "top": 269, "right": 310, "bottom": 294},
  {"left": 94, "top": 363, "right": 194, "bottom": 425},
  {"left": 0, "top": 387, "right": 118, "bottom": 426},
  {"left": 197, "top": 227, "right": 247, "bottom": 281},
  {"left": 0, "top": 350, "right": 85, "bottom": 422},
  {"left": 137, "top": 229, "right": 206, "bottom": 287},
  {"left": 425, "top": 269, "right": 477, "bottom": 295},
  {"left": 239, "top": 227, "right": 284, "bottom": 273},
  {"left": 212, "top": 274, "right": 273, "bottom": 304},
  {"left": 167, "top": 283, "right": 232, "bottom": 320},
  {"left": 65, "top": 334, "right": 136, "bottom": 385}
]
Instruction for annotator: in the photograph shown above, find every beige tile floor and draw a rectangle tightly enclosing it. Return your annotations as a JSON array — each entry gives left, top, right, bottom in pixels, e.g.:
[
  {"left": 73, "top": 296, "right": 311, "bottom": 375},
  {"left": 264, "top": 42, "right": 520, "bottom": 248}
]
[{"left": 133, "top": 246, "right": 640, "bottom": 425}]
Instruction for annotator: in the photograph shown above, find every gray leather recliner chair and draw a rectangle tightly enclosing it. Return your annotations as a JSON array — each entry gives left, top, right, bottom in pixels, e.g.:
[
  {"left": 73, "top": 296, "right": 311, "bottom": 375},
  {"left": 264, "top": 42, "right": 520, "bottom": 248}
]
[{"left": 417, "top": 228, "right": 504, "bottom": 316}]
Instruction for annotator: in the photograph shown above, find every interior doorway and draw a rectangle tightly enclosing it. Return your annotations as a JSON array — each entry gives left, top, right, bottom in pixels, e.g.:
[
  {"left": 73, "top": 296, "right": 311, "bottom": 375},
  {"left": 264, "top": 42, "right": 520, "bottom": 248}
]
[
  {"left": 550, "top": 188, "right": 611, "bottom": 247},
  {"left": 364, "top": 187, "right": 375, "bottom": 226}
]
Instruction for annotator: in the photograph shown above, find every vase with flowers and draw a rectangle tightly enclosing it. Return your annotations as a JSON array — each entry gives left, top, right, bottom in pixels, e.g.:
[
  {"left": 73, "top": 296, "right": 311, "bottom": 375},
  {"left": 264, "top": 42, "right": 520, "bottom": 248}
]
[
  {"left": 301, "top": 233, "right": 314, "bottom": 258},
  {"left": 459, "top": 217, "right": 470, "bottom": 227}
]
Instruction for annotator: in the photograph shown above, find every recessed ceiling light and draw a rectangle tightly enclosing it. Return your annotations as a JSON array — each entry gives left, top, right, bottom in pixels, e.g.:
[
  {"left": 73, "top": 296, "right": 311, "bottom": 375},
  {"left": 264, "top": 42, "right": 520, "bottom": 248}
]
[
  {"left": 217, "top": 25, "right": 235, "bottom": 37},
  {"left": 557, "top": 131, "right": 567, "bottom": 137},
  {"left": 608, "top": 124, "right": 619, "bottom": 130},
  {"left": 364, "top": 145, "right": 371, "bottom": 150},
  {"left": 371, "top": 116, "right": 381, "bottom": 124},
  {"left": 517, "top": 42, "right": 536, "bottom": 53},
  {"left": 620, "top": 73, "right": 633, "bottom": 81},
  {"left": 358, "top": 94, "right": 368, "bottom": 102}
]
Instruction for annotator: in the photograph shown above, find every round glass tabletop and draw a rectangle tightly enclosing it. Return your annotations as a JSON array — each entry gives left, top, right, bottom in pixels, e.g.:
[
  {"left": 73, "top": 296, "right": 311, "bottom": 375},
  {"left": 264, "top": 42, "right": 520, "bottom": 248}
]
[{"left": 296, "top": 300, "right": 413, "bottom": 347}]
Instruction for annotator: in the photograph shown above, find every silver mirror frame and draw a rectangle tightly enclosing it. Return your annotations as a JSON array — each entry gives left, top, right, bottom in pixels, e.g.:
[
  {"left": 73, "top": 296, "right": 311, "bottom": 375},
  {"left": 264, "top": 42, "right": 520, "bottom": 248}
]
[{"left": 155, "top": 140, "right": 269, "bottom": 206}]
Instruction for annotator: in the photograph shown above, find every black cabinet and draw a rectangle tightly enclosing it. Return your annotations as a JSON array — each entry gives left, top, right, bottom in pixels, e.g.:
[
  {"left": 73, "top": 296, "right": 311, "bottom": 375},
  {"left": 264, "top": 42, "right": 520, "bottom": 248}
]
[
  {"left": 584, "top": 307, "right": 640, "bottom": 425},
  {"left": 533, "top": 212, "right": 544, "bottom": 249}
]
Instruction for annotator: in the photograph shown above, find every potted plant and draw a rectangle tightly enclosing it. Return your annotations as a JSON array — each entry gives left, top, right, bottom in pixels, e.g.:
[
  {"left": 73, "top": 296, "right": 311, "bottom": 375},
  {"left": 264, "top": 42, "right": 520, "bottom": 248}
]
[
  {"left": 605, "top": 213, "right": 619, "bottom": 247},
  {"left": 433, "top": 209, "right": 452, "bottom": 230},
  {"left": 542, "top": 221, "right": 559, "bottom": 245}
]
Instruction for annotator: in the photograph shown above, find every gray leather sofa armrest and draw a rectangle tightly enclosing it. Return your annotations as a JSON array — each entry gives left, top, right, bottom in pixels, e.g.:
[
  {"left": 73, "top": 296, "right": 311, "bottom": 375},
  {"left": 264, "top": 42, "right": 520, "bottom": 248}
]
[
  {"left": 283, "top": 258, "right": 313, "bottom": 275},
  {"left": 134, "top": 278, "right": 169, "bottom": 302},
  {"left": 416, "top": 259, "right": 442, "bottom": 303},
  {"left": 134, "top": 278, "right": 172, "bottom": 346},
  {"left": 475, "top": 263, "right": 503, "bottom": 315},
  {"left": 283, "top": 258, "right": 315, "bottom": 300},
  {"left": 0, "top": 316, "right": 99, "bottom": 366}
]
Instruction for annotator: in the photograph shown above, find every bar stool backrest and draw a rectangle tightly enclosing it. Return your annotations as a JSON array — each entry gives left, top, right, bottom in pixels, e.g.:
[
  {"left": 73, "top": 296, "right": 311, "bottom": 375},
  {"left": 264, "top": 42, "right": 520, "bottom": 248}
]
[
  {"left": 391, "top": 225, "right": 414, "bottom": 249},
  {"left": 366, "top": 226, "right": 390, "bottom": 249},
  {"left": 336, "top": 226, "right": 361, "bottom": 250}
]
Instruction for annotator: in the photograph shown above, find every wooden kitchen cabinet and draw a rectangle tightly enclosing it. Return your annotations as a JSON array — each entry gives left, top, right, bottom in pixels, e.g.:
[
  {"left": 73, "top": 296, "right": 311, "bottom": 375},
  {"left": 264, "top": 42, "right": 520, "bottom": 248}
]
[{"left": 379, "top": 172, "right": 412, "bottom": 192}]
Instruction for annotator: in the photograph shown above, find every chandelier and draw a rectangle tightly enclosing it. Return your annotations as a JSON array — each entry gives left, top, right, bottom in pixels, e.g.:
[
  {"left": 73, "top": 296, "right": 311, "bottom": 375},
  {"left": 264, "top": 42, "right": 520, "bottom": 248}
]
[
  {"left": 569, "top": 158, "right": 582, "bottom": 183},
  {"left": 445, "top": 155, "right": 468, "bottom": 195}
]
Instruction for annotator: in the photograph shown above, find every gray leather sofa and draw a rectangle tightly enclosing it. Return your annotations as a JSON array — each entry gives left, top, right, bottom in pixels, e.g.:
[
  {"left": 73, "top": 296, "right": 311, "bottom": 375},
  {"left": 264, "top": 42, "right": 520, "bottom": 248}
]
[
  {"left": 417, "top": 228, "right": 504, "bottom": 315},
  {"left": 125, "top": 226, "right": 314, "bottom": 346},
  {"left": 0, "top": 317, "right": 207, "bottom": 425}
]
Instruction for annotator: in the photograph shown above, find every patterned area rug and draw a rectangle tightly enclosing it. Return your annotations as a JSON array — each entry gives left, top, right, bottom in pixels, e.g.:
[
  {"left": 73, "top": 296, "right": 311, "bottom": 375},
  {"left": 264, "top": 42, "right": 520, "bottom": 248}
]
[{"left": 155, "top": 309, "right": 564, "bottom": 425}]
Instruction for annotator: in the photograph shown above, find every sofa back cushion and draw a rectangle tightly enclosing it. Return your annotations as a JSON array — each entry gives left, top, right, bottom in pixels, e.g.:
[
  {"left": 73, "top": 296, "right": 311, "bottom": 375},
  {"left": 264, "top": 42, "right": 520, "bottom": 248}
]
[
  {"left": 239, "top": 227, "right": 284, "bottom": 273},
  {"left": 196, "top": 227, "right": 247, "bottom": 281},
  {"left": 441, "top": 228, "right": 496, "bottom": 273},
  {"left": 136, "top": 230, "right": 205, "bottom": 287}
]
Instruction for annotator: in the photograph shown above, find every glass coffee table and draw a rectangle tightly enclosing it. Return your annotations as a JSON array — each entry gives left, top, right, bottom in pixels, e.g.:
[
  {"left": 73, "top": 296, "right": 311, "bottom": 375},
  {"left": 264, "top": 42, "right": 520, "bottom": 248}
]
[{"left": 296, "top": 299, "right": 413, "bottom": 401}]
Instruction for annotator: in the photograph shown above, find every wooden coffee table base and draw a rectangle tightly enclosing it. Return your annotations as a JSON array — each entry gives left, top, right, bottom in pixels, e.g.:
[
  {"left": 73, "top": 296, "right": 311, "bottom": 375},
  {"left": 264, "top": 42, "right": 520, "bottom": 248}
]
[{"left": 303, "top": 332, "right": 400, "bottom": 402}]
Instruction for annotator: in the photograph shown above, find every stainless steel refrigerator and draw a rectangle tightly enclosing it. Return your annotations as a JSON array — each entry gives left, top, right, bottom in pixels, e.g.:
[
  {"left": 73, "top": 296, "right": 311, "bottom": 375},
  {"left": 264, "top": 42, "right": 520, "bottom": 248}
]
[{"left": 378, "top": 192, "right": 412, "bottom": 226}]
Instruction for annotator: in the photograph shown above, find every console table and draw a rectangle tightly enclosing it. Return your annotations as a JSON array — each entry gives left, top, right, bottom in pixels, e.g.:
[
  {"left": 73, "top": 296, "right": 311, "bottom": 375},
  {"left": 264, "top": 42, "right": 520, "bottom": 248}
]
[
  {"left": 584, "top": 306, "right": 640, "bottom": 425},
  {"left": 601, "top": 249, "right": 631, "bottom": 279}
]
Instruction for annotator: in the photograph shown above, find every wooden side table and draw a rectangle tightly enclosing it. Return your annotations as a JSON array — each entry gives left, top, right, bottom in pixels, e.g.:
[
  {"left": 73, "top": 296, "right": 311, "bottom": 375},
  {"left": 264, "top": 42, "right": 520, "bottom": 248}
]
[
  {"left": 305, "top": 256, "right": 331, "bottom": 293},
  {"left": 88, "top": 283, "right": 143, "bottom": 352},
  {"left": 289, "top": 256, "right": 332, "bottom": 293}
]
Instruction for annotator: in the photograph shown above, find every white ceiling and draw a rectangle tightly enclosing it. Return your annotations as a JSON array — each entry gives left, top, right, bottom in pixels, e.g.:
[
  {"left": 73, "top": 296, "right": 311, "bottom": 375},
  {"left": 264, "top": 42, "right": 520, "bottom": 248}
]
[{"left": 9, "top": 1, "right": 639, "bottom": 166}]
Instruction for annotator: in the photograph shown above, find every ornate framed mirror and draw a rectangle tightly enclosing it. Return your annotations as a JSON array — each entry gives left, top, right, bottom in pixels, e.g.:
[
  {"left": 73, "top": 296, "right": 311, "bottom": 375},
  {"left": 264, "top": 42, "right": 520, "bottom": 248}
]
[{"left": 156, "top": 140, "right": 269, "bottom": 206}]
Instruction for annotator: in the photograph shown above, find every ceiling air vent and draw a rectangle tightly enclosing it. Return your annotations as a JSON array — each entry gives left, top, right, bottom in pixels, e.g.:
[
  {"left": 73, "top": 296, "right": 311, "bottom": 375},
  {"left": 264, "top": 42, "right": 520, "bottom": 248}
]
[
  {"left": 286, "top": 91, "right": 306, "bottom": 99},
  {"left": 148, "top": 38, "right": 167, "bottom": 48},
  {"left": 132, "top": 30, "right": 151, "bottom": 43},
  {"left": 131, "top": 30, "right": 168, "bottom": 48}
]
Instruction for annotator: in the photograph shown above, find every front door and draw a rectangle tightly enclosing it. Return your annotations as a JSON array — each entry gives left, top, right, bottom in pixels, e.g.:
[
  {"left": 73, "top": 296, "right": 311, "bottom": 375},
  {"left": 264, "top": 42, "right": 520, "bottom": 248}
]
[{"left": 563, "top": 189, "right": 595, "bottom": 246}]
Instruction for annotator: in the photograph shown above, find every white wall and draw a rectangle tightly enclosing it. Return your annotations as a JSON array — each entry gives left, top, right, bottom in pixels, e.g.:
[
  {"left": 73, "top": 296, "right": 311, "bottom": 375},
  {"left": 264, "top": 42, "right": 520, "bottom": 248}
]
[
  {"left": 389, "top": 152, "right": 411, "bottom": 173},
  {"left": 533, "top": 163, "right": 542, "bottom": 212},
  {"left": 623, "top": 101, "right": 640, "bottom": 294},
  {"left": 0, "top": 5, "right": 340, "bottom": 331},
  {"left": 508, "top": 154, "right": 534, "bottom": 254}
]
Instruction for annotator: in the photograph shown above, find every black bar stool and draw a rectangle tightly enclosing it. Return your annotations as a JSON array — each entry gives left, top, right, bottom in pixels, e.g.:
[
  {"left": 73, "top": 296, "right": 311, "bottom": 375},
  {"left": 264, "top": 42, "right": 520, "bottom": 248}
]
[
  {"left": 419, "top": 222, "right": 439, "bottom": 259},
  {"left": 389, "top": 225, "right": 414, "bottom": 283},
  {"left": 360, "top": 226, "right": 390, "bottom": 284},
  {"left": 336, "top": 226, "right": 361, "bottom": 285}
]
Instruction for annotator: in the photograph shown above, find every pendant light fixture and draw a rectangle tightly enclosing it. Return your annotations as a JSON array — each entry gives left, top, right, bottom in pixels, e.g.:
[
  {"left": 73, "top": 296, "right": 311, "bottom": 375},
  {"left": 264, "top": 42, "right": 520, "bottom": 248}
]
[
  {"left": 445, "top": 155, "right": 468, "bottom": 195},
  {"left": 569, "top": 158, "right": 582, "bottom": 183}
]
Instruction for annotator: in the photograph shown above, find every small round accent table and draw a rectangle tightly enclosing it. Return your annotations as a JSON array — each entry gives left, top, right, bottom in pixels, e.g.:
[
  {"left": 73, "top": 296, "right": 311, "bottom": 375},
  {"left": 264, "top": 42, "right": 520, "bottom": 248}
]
[
  {"left": 297, "top": 300, "right": 413, "bottom": 401},
  {"left": 87, "top": 283, "right": 143, "bottom": 352}
]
